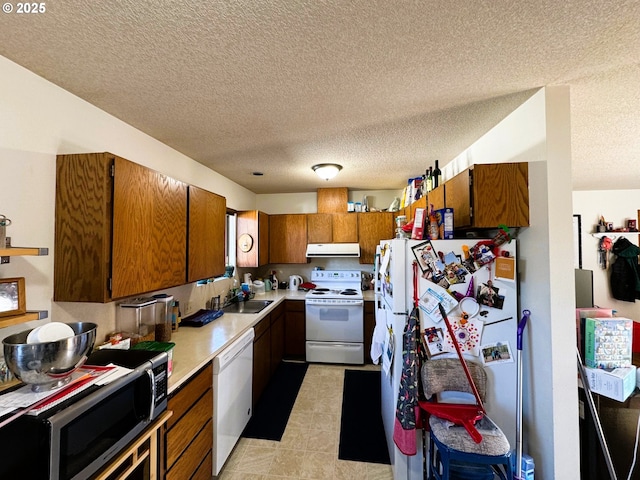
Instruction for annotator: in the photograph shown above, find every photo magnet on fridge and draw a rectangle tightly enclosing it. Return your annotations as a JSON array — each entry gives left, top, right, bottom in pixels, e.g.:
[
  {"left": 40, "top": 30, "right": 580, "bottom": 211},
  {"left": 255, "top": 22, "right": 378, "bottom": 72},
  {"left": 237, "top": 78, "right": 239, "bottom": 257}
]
[{"left": 481, "top": 341, "right": 514, "bottom": 365}]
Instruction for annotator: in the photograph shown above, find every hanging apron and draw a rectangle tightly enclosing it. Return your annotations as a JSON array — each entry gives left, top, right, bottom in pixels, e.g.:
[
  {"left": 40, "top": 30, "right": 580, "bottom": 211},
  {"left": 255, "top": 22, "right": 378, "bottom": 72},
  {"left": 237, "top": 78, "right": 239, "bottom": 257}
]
[{"left": 393, "top": 305, "right": 421, "bottom": 455}]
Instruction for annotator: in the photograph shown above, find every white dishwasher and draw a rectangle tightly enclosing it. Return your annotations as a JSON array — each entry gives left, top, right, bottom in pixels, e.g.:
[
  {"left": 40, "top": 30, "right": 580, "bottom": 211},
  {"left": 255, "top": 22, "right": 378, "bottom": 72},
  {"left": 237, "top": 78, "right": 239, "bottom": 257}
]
[{"left": 212, "top": 327, "right": 254, "bottom": 476}]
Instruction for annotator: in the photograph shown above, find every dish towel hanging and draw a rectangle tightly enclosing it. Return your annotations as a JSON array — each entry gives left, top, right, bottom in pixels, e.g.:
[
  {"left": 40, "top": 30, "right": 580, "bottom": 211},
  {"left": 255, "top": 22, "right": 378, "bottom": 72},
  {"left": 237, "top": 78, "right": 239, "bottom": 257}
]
[{"left": 393, "top": 305, "right": 421, "bottom": 455}]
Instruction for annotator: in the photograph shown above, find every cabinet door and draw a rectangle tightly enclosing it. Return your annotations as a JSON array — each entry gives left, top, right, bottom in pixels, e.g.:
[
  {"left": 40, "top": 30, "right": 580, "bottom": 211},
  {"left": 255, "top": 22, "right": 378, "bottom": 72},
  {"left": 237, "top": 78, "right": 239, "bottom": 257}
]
[
  {"left": 237, "top": 210, "right": 269, "bottom": 267},
  {"left": 112, "top": 158, "right": 187, "bottom": 298},
  {"left": 269, "top": 214, "right": 308, "bottom": 263},
  {"left": 317, "top": 187, "right": 347, "bottom": 213},
  {"left": 307, "top": 214, "right": 333, "bottom": 243},
  {"left": 253, "top": 319, "right": 271, "bottom": 406},
  {"left": 284, "top": 300, "right": 305, "bottom": 359},
  {"left": 332, "top": 213, "right": 358, "bottom": 242},
  {"left": 54, "top": 153, "right": 113, "bottom": 302},
  {"left": 446, "top": 163, "right": 529, "bottom": 229},
  {"left": 472, "top": 163, "right": 529, "bottom": 228},
  {"left": 258, "top": 211, "right": 269, "bottom": 266},
  {"left": 270, "top": 303, "right": 285, "bottom": 375},
  {"left": 428, "top": 185, "right": 446, "bottom": 212},
  {"left": 444, "top": 170, "right": 471, "bottom": 228},
  {"left": 188, "top": 186, "right": 226, "bottom": 282},
  {"left": 358, "top": 212, "right": 394, "bottom": 265}
]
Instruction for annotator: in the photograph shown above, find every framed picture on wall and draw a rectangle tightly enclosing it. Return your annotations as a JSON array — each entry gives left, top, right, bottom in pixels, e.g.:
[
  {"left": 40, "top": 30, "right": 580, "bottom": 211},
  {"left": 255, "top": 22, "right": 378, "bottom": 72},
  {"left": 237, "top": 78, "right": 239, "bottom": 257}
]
[
  {"left": 0, "top": 277, "right": 26, "bottom": 317},
  {"left": 573, "top": 214, "right": 582, "bottom": 269}
]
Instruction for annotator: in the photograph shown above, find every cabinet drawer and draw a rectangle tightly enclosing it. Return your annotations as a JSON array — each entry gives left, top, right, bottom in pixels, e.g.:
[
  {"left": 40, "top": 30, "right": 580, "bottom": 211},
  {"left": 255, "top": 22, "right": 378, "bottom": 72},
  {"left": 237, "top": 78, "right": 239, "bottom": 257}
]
[
  {"left": 166, "top": 387, "right": 213, "bottom": 467},
  {"left": 191, "top": 451, "right": 213, "bottom": 480},
  {"left": 166, "top": 418, "right": 213, "bottom": 480},
  {"left": 285, "top": 300, "right": 305, "bottom": 312},
  {"left": 167, "top": 363, "right": 212, "bottom": 430}
]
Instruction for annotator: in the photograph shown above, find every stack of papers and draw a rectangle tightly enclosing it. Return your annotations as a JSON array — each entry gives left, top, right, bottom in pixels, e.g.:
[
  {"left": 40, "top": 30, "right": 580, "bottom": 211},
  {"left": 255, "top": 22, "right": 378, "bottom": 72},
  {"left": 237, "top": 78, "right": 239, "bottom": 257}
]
[{"left": 0, "top": 363, "right": 132, "bottom": 426}]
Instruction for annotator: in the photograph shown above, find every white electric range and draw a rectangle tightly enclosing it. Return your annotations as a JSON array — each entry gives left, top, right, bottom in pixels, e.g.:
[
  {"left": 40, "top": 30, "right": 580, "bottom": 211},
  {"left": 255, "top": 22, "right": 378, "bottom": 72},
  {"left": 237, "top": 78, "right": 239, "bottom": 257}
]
[{"left": 305, "top": 270, "right": 364, "bottom": 364}]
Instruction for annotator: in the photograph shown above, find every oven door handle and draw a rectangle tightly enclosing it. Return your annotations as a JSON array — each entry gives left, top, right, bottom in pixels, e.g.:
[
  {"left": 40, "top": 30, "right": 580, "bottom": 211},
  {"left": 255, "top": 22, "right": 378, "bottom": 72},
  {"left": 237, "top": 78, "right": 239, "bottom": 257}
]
[
  {"left": 146, "top": 367, "right": 156, "bottom": 421},
  {"left": 306, "top": 299, "right": 364, "bottom": 306}
]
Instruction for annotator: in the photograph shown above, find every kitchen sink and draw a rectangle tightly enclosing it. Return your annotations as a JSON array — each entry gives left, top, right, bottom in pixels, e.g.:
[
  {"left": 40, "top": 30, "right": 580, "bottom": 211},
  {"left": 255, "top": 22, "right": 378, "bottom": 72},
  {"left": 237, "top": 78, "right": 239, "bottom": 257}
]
[{"left": 222, "top": 299, "right": 273, "bottom": 314}]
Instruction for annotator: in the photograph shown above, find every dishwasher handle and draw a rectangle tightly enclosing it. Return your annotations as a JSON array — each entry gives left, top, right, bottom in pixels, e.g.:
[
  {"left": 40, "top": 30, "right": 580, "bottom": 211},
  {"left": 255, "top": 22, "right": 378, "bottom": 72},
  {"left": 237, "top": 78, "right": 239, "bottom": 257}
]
[{"left": 214, "top": 328, "right": 255, "bottom": 373}]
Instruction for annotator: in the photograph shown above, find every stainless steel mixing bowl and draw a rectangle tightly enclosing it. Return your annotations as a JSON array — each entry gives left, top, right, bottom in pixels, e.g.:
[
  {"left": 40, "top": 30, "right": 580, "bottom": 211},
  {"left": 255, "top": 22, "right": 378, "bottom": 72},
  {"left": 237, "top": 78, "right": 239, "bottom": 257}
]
[{"left": 2, "top": 322, "right": 97, "bottom": 391}]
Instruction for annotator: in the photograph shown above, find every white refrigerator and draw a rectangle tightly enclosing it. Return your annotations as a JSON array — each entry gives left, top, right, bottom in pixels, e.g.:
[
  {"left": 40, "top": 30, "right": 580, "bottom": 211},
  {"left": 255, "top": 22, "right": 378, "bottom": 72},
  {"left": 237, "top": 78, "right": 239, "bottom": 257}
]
[{"left": 374, "top": 237, "right": 519, "bottom": 480}]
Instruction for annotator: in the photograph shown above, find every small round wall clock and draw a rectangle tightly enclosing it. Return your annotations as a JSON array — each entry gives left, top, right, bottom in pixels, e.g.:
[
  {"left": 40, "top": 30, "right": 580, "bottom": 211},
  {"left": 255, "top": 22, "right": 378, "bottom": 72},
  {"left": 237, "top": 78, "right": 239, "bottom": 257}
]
[{"left": 238, "top": 233, "right": 254, "bottom": 253}]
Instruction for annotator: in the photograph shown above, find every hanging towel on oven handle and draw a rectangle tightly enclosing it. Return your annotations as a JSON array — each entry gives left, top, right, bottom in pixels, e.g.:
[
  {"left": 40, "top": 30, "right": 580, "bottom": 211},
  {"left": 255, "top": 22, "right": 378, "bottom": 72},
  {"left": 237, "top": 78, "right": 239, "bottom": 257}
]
[{"left": 393, "top": 305, "right": 422, "bottom": 455}]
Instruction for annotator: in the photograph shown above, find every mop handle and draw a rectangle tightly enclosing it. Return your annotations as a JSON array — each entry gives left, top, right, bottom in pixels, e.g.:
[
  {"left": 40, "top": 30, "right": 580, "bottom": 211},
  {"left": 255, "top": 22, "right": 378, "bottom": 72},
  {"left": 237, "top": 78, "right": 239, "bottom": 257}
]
[
  {"left": 517, "top": 309, "right": 530, "bottom": 351},
  {"left": 515, "top": 309, "right": 530, "bottom": 480}
]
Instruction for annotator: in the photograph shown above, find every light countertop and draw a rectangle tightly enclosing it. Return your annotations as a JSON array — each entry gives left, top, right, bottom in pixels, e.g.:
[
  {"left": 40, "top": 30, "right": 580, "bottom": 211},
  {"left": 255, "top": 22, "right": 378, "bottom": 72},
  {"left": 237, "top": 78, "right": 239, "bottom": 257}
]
[
  {"left": 168, "top": 288, "right": 376, "bottom": 394},
  {"left": 168, "top": 289, "right": 304, "bottom": 393}
]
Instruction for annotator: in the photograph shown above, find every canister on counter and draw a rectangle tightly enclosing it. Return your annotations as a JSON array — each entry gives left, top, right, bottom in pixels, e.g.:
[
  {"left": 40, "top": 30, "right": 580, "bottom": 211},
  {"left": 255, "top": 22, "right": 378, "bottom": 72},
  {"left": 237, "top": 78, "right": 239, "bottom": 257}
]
[{"left": 152, "top": 294, "right": 173, "bottom": 342}]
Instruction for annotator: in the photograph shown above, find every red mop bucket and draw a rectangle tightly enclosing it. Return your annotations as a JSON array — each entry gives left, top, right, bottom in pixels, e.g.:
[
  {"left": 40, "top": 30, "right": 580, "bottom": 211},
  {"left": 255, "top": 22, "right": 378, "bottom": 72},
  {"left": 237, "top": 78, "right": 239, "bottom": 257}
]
[{"left": 419, "top": 303, "right": 487, "bottom": 443}]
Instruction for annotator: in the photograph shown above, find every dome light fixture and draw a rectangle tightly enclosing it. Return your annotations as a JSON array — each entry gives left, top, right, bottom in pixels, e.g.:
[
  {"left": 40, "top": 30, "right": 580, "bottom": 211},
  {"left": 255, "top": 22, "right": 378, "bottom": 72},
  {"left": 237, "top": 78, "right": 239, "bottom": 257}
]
[{"left": 312, "top": 163, "right": 342, "bottom": 180}]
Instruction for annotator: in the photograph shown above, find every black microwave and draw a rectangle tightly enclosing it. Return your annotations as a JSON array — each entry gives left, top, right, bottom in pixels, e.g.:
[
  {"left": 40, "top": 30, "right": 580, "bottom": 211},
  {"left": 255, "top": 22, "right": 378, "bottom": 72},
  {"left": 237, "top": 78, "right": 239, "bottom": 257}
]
[{"left": 0, "top": 349, "right": 168, "bottom": 480}]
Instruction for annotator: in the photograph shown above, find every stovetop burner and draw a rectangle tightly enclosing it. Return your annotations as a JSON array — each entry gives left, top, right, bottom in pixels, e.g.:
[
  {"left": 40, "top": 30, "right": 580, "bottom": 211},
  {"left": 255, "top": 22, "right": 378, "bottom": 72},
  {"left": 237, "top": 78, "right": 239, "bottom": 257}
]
[{"left": 305, "top": 270, "right": 364, "bottom": 301}]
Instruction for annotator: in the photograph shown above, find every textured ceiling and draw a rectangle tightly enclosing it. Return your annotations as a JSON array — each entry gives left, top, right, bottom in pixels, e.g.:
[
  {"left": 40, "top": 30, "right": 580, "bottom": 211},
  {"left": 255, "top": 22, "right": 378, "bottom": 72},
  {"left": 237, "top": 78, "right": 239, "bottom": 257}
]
[{"left": 1, "top": 0, "right": 639, "bottom": 193}]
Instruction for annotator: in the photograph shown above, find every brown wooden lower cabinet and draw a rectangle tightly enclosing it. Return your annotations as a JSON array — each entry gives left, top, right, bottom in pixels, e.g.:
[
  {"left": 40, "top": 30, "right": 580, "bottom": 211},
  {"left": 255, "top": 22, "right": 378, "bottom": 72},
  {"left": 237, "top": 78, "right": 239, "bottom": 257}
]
[
  {"left": 284, "top": 300, "right": 305, "bottom": 360},
  {"left": 253, "top": 315, "right": 271, "bottom": 407},
  {"left": 165, "top": 363, "right": 213, "bottom": 479},
  {"left": 270, "top": 303, "right": 285, "bottom": 375}
]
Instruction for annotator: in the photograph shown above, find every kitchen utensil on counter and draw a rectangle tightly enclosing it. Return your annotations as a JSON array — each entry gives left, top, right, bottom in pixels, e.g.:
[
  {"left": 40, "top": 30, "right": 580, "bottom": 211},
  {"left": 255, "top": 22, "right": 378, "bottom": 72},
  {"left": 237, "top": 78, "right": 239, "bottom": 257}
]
[
  {"left": 253, "top": 280, "right": 265, "bottom": 294},
  {"left": 2, "top": 322, "right": 97, "bottom": 390},
  {"left": 289, "top": 275, "right": 303, "bottom": 291},
  {"left": 264, "top": 279, "right": 272, "bottom": 290},
  {"left": 243, "top": 273, "right": 253, "bottom": 284}
]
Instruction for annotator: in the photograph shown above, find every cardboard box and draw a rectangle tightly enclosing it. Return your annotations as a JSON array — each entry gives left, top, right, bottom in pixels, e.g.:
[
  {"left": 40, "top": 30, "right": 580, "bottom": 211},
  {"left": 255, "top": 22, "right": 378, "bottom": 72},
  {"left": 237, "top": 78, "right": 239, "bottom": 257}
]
[
  {"left": 585, "top": 317, "right": 633, "bottom": 369},
  {"left": 411, "top": 208, "right": 425, "bottom": 240},
  {"left": 434, "top": 208, "right": 454, "bottom": 239},
  {"left": 576, "top": 308, "right": 614, "bottom": 360},
  {"left": 585, "top": 365, "right": 637, "bottom": 402}
]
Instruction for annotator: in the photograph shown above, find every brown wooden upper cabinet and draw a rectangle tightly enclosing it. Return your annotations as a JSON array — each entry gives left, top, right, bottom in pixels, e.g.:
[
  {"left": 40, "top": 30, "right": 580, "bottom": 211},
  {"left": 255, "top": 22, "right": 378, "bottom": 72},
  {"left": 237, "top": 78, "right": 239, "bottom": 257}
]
[
  {"left": 269, "top": 214, "right": 308, "bottom": 264},
  {"left": 357, "top": 212, "right": 394, "bottom": 265},
  {"left": 54, "top": 153, "right": 187, "bottom": 302},
  {"left": 307, "top": 213, "right": 358, "bottom": 243},
  {"left": 187, "top": 186, "right": 226, "bottom": 282},
  {"left": 237, "top": 210, "right": 269, "bottom": 268},
  {"left": 317, "top": 187, "right": 348, "bottom": 213},
  {"left": 445, "top": 163, "right": 529, "bottom": 229}
]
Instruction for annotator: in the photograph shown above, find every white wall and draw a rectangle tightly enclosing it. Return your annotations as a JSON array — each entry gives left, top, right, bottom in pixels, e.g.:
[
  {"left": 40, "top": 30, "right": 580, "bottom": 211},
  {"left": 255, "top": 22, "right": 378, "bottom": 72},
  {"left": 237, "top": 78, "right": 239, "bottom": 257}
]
[
  {"left": 0, "top": 56, "right": 256, "bottom": 342},
  {"left": 458, "top": 87, "right": 579, "bottom": 479},
  {"left": 256, "top": 189, "right": 401, "bottom": 214},
  {"left": 573, "top": 189, "right": 640, "bottom": 319}
]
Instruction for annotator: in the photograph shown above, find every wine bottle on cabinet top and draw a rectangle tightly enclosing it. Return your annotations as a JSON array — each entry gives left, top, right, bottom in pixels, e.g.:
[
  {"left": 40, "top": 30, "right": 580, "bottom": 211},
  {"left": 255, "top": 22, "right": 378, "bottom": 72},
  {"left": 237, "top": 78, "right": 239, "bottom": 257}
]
[
  {"left": 425, "top": 167, "right": 433, "bottom": 193},
  {"left": 432, "top": 160, "right": 442, "bottom": 188}
]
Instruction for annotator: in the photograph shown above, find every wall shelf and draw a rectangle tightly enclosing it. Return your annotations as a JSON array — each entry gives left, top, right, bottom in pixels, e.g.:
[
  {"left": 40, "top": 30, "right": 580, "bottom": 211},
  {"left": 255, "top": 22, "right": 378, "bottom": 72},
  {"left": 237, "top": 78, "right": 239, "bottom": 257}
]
[
  {"left": 1, "top": 244, "right": 49, "bottom": 328},
  {"left": 0, "top": 310, "right": 48, "bottom": 328},
  {"left": 592, "top": 232, "right": 639, "bottom": 239}
]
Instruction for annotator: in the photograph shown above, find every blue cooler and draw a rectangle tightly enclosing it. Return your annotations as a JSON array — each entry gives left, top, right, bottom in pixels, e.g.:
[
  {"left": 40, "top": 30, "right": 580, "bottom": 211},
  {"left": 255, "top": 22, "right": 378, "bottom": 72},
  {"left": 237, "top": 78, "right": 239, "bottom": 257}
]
[{"left": 449, "top": 461, "right": 494, "bottom": 480}]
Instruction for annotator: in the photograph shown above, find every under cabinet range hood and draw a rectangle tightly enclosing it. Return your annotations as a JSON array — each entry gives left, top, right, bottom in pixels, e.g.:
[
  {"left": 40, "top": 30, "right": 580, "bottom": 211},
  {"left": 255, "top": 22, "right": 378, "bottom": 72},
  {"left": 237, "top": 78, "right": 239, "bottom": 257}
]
[{"left": 306, "top": 243, "right": 360, "bottom": 258}]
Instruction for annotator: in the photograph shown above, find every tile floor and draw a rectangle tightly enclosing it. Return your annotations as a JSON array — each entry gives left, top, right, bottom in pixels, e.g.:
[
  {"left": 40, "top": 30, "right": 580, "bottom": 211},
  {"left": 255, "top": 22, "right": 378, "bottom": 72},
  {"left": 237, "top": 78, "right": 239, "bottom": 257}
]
[{"left": 216, "top": 362, "right": 394, "bottom": 480}]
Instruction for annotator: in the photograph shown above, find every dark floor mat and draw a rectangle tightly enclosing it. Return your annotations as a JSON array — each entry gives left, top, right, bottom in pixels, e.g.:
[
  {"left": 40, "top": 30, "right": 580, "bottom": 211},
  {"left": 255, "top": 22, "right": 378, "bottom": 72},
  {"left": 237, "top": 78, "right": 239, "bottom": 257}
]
[
  {"left": 242, "top": 361, "right": 308, "bottom": 441},
  {"left": 338, "top": 369, "right": 391, "bottom": 464}
]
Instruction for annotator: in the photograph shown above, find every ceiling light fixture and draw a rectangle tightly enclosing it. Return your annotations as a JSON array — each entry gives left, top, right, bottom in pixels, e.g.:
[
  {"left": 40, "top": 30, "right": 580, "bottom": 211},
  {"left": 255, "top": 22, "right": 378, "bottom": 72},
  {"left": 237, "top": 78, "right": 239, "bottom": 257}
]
[{"left": 312, "top": 163, "right": 342, "bottom": 180}]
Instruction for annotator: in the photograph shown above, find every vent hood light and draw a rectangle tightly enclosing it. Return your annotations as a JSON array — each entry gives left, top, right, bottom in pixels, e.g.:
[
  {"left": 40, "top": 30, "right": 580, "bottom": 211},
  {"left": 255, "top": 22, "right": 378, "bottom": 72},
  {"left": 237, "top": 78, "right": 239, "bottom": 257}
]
[{"left": 306, "top": 243, "right": 360, "bottom": 258}]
